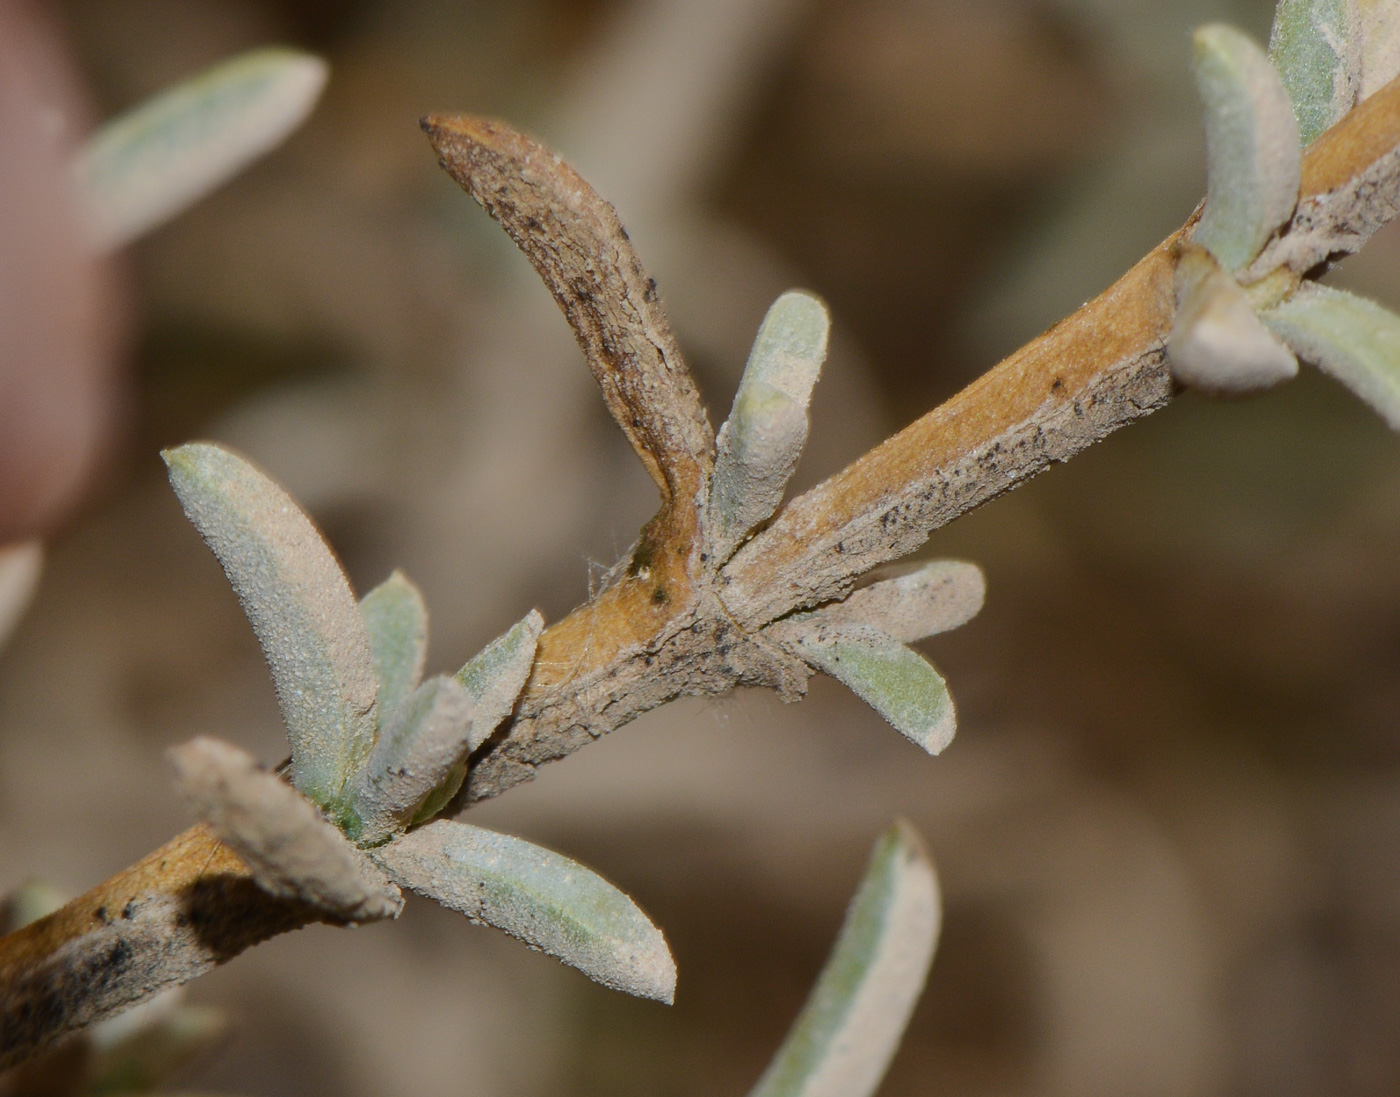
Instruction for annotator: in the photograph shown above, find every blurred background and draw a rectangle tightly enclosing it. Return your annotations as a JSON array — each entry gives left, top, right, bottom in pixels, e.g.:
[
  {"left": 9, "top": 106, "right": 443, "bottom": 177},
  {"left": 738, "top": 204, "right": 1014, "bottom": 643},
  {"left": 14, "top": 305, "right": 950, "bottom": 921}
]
[{"left": 4, "top": 0, "right": 1400, "bottom": 1093}]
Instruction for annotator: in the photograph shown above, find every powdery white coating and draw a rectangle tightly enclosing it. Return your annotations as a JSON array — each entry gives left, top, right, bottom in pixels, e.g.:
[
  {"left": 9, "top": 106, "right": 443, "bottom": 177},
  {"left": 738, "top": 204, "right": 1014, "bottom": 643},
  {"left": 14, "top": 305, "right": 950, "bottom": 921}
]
[
  {"left": 1193, "top": 24, "right": 1303, "bottom": 271},
  {"left": 1269, "top": 0, "right": 1360, "bottom": 144},
  {"left": 1168, "top": 247, "right": 1298, "bottom": 394},
  {"left": 414, "top": 610, "right": 544, "bottom": 823},
  {"left": 169, "top": 736, "right": 401, "bottom": 922},
  {"left": 345, "top": 676, "right": 475, "bottom": 845},
  {"left": 806, "top": 560, "right": 985, "bottom": 643},
  {"left": 748, "top": 821, "right": 940, "bottom": 1097},
  {"left": 374, "top": 820, "right": 676, "bottom": 1003},
  {"left": 360, "top": 570, "right": 428, "bottom": 729},
  {"left": 163, "top": 443, "right": 378, "bottom": 809},
  {"left": 771, "top": 621, "right": 956, "bottom": 754},
  {"left": 455, "top": 609, "right": 544, "bottom": 747},
  {"left": 0, "top": 541, "right": 42, "bottom": 651},
  {"left": 1358, "top": 0, "right": 1400, "bottom": 99},
  {"left": 710, "top": 291, "right": 830, "bottom": 562},
  {"left": 1263, "top": 282, "right": 1400, "bottom": 428},
  {"left": 80, "top": 49, "right": 328, "bottom": 252}
]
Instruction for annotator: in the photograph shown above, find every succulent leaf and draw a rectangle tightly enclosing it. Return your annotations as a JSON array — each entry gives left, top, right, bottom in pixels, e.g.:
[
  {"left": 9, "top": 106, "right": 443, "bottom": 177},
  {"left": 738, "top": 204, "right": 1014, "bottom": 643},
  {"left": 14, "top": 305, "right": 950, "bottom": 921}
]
[
  {"left": 780, "top": 622, "right": 956, "bottom": 754},
  {"left": 1263, "top": 282, "right": 1400, "bottom": 428},
  {"left": 345, "top": 676, "right": 476, "bottom": 845},
  {"left": 360, "top": 570, "right": 428, "bottom": 730},
  {"left": 1269, "top": 0, "right": 1360, "bottom": 143},
  {"left": 80, "top": 48, "right": 328, "bottom": 251},
  {"left": 710, "top": 291, "right": 830, "bottom": 562},
  {"left": 413, "top": 610, "right": 544, "bottom": 823},
  {"left": 1193, "top": 24, "right": 1303, "bottom": 270},
  {"left": 374, "top": 820, "right": 676, "bottom": 1002},
  {"left": 748, "top": 822, "right": 941, "bottom": 1097},
  {"left": 805, "top": 560, "right": 985, "bottom": 643},
  {"left": 1168, "top": 245, "right": 1298, "bottom": 394},
  {"left": 169, "top": 736, "right": 401, "bottom": 922},
  {"left": 163, "top": 443, "right": 378, "bottom": 808}
]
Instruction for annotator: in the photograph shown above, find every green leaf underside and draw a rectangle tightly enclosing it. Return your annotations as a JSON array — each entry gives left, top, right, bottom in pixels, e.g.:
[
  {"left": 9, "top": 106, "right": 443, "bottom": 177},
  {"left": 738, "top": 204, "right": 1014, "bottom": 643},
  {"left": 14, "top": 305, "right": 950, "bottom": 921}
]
[
  {"left": 711, "top": 290, "right": 829, "bottom": 561},
  {"left": 748, "top": 822, "right": 940, "bottom": 1097},
  {"left": 163, "top": 443, "right": 377, "bottom": 809},
  {"left": 360, "top": 570, "right": 428, "bottom": 731},
  {"left": 793, "top": 626, "right": 956, "bottom": 755},
  {"left": 1193, "top": 24, "right": 1303, "bottom": 271},
  {"left": 80, "top": 48, "right": 328, "bottom": 251},
  {"left": 415, "top": 610, "right": 543, "bottom": 823},
  {"left": 1270, "top": 0, "right": 1358, "bottom": 144},
  {"left": 345, "top": 676, "right": 474, "bottom": 845},
  {"left": 374, "top": 820, "right": 676, "bottom": 1003},
  {"left": 1264, "top": 283, "right": 1400, "bottom": 428}
]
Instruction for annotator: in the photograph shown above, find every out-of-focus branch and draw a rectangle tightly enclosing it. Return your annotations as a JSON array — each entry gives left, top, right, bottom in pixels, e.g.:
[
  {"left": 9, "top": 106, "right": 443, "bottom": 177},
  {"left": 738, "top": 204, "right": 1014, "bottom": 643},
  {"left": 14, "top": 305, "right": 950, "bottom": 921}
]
[{"left": 4, "top": 73, "right": 1400, "bottom": 1075}]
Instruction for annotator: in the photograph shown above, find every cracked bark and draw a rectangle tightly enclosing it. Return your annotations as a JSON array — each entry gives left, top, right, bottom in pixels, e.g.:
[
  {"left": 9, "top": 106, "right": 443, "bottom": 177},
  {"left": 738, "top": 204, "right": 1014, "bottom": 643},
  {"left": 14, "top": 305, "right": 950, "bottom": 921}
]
[{"left": 4, "top": 76, "right": 1400, "bottom": 1072}]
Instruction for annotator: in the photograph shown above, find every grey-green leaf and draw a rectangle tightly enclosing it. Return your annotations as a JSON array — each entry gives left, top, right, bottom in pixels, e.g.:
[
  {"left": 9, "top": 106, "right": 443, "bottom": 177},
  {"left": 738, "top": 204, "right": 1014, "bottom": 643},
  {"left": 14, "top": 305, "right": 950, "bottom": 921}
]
[
  {"left": 748, "top": 821, "right": 941, "bottom": 1097},
  {"left": 344, "top": 676, "right": 475, "bottom": 846},
  {"left": 169, "top": 736, "right": 401, "bottom": 923},
  {"left": 781, "top": 623, "right": 956, "bottom": 754},
  {"left": 808, "top": 560, "right": 985, "bottom": 643},
  {"left": 374, "top": 820, "right": 676, "bottom": 1002},
  {"left": 360, "top": 570, "right": 428, "bottom": 729},
  {"left": 1269, "top": 0, "right": 1360, "bottom": 144},
  {"left": 163, "top": 443, "right": 377, "bottom": 808},
  {"left": 80, "top": 48, "right": 328, "bottom": 251},
  {"left": 1168, "top": 245, "right": 1298, "bottom": 394},
  {"left": 0, "top": 541, "right": 42, "bottom": 652},
  {"left": 710, "top": 291, "right": 830, "bottom": 562},
  {"left": 414, "top": 610, "right": 544, "bottom": 823},
  {"left": 1358, "top": 0, "right": 1400, "bottom": 99},
  {"left": 1263, "top": 282, "right": 1400, "bottom": 428},
  {"left": 1193, "top": 24, "right": 1303, "bottom": 271}
]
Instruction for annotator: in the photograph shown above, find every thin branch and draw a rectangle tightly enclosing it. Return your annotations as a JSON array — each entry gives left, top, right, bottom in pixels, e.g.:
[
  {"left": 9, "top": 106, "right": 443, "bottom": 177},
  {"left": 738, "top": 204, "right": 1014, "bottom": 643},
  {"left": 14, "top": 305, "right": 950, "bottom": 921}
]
[
  {"left": 4, "top": 75, "right": 1400, "bottom": 1073},
  {"left": 421, "top": 117, "right": 714, "bottom": 534}
]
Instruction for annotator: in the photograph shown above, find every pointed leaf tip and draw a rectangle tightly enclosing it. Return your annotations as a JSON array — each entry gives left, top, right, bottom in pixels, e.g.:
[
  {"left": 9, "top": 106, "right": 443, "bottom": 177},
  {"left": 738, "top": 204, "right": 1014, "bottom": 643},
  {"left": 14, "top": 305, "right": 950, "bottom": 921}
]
[
  {"left": 415, "top": 610, "right": 543, "bottom": 824},
  {"left": 711, "top": 290, "right": 830, "bottom": 561},
  {"left": 1264, "top": 282, "right": 1400, "bottom": 428},
  {"left": 1169, "top": 246, "right": 1298, "bottom": 394},
  {"left": 345, "top": 675, "right": 476, "bottom": 845},
  {"left": 1193, "top": 23, "right": 1302, "bottom": 270},
  {"left": 169, "top": 736, "right": 401, "bottom": 922},
  {"left": 360, "top": 569, "right": 429, "bottom": 728},
  {"left": 748, "top": 821, "right": 940, "bottom": 1097},
  {"left": 81, "top": 48, "right": 328, "bottom": 251},
  {"left": 163, "top": 442, "right": 377, "bottom": 809},
  {"left": 375, "top": 820, "right": 676, "bottom": 1002}
]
